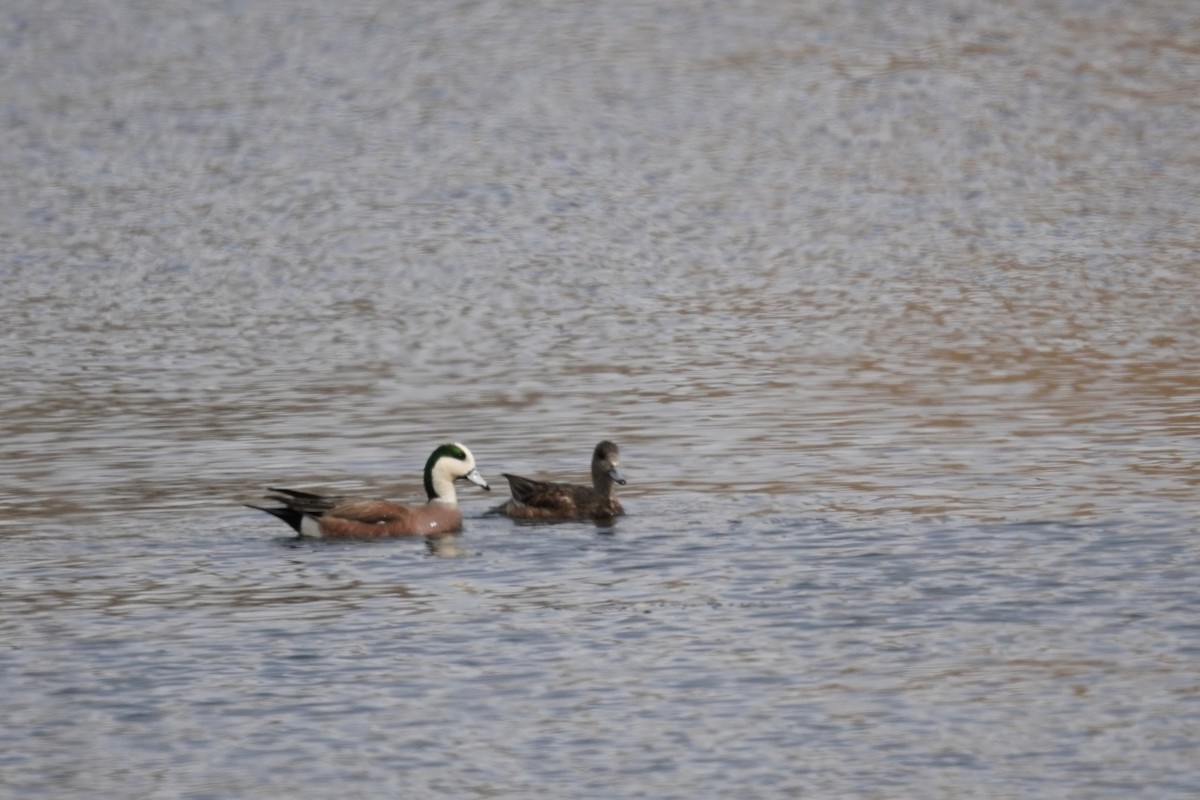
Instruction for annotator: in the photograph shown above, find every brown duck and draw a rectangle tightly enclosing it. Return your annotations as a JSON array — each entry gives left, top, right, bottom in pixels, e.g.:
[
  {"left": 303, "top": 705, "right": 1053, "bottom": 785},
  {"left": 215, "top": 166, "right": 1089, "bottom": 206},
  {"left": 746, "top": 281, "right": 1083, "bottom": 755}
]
[
  {"left": 248, "top": 443, "right": 489, "bottom": 538},
  {"left": 493, "top": 440, "right": 627, "bottom": 521}
]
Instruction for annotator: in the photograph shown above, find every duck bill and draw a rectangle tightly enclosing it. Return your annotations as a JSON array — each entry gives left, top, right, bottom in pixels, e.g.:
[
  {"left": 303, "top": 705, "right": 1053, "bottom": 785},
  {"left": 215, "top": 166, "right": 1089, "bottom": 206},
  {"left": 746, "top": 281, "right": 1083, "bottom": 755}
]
[
  {"left": 608, "top": 467, "right": 627, "bottom": 485},
  {"left": 463, "top": 468, "right": 491, "bottom": 491}
]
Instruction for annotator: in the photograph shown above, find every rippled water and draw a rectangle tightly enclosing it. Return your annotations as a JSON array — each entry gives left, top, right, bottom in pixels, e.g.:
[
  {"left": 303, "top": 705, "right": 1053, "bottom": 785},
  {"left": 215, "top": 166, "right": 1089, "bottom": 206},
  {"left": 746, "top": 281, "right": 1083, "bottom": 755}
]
[{"left": 3, "top": 0, "right": 1199, "bottom": 797}]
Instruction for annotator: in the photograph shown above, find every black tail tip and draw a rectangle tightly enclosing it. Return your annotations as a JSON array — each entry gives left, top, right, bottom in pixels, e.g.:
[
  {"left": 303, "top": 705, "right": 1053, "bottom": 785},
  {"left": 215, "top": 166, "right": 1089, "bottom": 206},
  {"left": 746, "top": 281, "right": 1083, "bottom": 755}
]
[{"left": 246, "top": 504, "right": 306, "bottom": 534}]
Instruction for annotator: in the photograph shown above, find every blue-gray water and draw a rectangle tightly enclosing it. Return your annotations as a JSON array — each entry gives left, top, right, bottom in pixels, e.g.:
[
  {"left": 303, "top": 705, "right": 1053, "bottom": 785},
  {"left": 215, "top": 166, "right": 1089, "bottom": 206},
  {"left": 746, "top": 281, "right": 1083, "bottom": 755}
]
[{"left": 2, "top": 1, "right": 1199, "bottom": 797}]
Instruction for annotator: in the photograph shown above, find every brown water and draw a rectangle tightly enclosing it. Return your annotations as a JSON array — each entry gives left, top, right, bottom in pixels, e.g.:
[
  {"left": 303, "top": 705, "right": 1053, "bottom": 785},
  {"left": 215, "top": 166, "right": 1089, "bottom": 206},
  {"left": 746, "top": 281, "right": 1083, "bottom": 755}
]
[{"left": 3, "top": 1, "right": 1199, "bottom": 797}]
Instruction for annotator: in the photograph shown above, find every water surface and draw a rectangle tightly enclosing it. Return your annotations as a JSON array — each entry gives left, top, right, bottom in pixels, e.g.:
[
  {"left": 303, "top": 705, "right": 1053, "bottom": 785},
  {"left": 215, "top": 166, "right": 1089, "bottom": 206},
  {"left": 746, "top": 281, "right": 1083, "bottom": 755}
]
[{"left": 2, "top": 0, "right": 1199, "bottom": 797}]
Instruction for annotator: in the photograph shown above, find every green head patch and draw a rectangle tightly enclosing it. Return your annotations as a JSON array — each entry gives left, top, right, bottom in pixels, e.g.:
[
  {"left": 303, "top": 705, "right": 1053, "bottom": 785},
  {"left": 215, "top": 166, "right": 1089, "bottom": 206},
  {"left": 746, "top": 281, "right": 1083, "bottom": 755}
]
[{"left": 424, "top": 443, "right": 468, "bottom": 499}]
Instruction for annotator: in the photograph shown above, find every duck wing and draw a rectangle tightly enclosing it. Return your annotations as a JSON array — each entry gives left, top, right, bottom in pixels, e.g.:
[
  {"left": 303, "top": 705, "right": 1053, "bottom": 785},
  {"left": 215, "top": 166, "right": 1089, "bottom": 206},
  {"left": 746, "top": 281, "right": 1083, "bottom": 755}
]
[
  {"left": 502, "top": 473, "right": 595, "bottom": 513},
  {"left": 323, "top": 498, "right": 415, "bottom": 525},
  {"left": 264, "top": 487, "right": 345, "bottom": 515}
]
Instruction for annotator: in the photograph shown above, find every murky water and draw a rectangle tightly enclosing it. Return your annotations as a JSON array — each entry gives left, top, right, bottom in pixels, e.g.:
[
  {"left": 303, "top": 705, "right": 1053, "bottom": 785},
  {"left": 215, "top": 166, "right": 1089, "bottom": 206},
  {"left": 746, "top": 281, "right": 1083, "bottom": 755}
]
[{"left": 3, "top": 0, "right": 1199, "bottom": 797}]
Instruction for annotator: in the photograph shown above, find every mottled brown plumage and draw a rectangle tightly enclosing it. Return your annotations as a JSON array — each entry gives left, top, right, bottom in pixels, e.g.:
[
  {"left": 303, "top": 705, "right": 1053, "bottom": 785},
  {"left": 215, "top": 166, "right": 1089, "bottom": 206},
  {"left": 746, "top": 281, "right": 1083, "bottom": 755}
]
[
  {"left": 248, "top": 443, "right": 489, "bottom": 538},
  {"left": 493, "top": 440, "right": 627, "bottom": 521}
]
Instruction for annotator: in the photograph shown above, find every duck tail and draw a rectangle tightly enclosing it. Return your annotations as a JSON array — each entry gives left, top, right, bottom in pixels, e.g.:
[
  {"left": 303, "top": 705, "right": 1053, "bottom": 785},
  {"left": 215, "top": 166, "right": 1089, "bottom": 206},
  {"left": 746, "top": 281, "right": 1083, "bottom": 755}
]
[{"left": 245, "top": 503, "right": 306, "bottom": 534}]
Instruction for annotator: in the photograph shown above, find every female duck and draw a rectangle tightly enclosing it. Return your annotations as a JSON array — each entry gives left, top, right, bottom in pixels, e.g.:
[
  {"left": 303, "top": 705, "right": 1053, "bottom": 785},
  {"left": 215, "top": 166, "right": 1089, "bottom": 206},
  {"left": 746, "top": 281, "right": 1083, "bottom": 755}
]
[
  {"left": 493, "top": 440, "right": 626, "bottom": 521},
  {"left": 249, "top": 442, "right": 489, "bottom": 537}
]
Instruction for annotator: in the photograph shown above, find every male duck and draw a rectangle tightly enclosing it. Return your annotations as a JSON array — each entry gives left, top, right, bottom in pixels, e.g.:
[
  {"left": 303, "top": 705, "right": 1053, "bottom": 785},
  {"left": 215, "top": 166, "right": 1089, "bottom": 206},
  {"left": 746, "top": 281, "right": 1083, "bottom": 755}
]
[
  {"left": 249, "top": 442, "right": 489, "bottom": 538},
  {"left": 493, "top": 440, "right": 626, "bottom": 521}
]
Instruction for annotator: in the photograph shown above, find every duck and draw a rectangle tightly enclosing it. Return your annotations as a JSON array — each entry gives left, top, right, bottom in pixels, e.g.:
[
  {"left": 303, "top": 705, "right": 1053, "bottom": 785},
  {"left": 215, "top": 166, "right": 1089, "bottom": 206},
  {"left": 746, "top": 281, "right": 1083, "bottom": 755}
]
[
  {"left": 492, "top": 440, "right": 626, "bottom": 521},
  {"left": 248, "top": 442, "right": 489, "bottom": 538}
]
